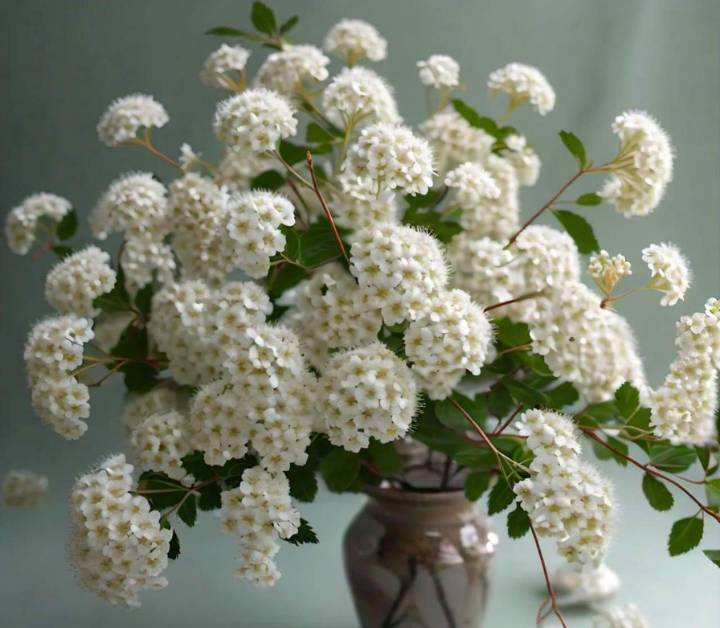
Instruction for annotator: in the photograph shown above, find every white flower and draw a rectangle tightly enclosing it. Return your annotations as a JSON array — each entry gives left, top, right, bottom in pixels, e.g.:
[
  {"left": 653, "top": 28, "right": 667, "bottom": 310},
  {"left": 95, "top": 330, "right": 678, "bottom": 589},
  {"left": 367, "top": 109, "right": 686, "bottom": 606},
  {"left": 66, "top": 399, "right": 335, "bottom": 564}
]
[
  {"left": 588, "top": 250, "right": 632, "bottom": 295},
  {"left": 674, "top": 297, "right": 720, "bottom": 369},
  {"left": 349, "top": 223, "right": 449, "bottom": 324},
  {"left": 322, "top": 66, "right": 399, "bottom": 127},
  {"left": 2, "top": 470, "right": 48, "bottom": 509},
  {"left": 226, "top": 191, "right": 295, "bottom": 279},
  {"left": 45, "top": 246, "right": 116, "bottom": 316},
  {"left": 178, "top": 143, "right": 200, "bottom": 168},
  {"left": 215, "top": 149, "right": 276, "bottom": 191},
  {"left": 330, "top": 185, "right": 399, "bottom": 231},
  {"left": 553, "top": 563, "right": 621, "bottom": 603},
  {"left": 487, "top": 63, "right": 555, "bottom": 115},
  {"left": 504, "top": 134, "right": 541, "bottom": 186},
  {"left": 417, "top": 54, "right": 460, "bottom": 88},
  {"left": 594, "top": 603, "right": 650, "bottom": 628},
  {"left": 641, "top": 242, "right": 691, "bottom": 306},
  {"left": 405, "top": 289, "right": 492, "bottom": 399},
  {"left": 219, "top": 467, "right": 300, "bottom": 586},
  {"left": 341, "top": 123, "right": 435, "bottom": 196},
  {"left": 129, "top": 410, "right": 191, "bottom": 480},
  {"left": 5, "top": 193, "right": 72, "bottom": 255},
  {"left": 445, "top": 162, "right": 501, "bottom": 205},
  {"left": 121, "top": 233, "right": 176, "bottom": 292},
  {"left": 599, "top": 111, "right": 674, "bottom": 217},
  {"left": 96, "top": 94, "right": 169, "bottom": 147},
  {"left": 318, "top": 343, "right": 417, "bottom": 451},
  {"left": 91, "top": 172, "right": 168, "bottom": 239},
  {"left": 214, "top": 88, "right": 297, "bottom": 152},
  {"left": 70, "top": 455, "right": 172, "bottom": 605},
  {"left": 200, "top": 44, "right": 250, "bottom": 88},
  {"left": 324, "top": 19, "right": 387, "bottom": 64},
  {"left": 420, "top": 109, "right": 494, "bottom": 171},
  {"left": 255, "top": 45, "right": 329, "bottom": 96}
]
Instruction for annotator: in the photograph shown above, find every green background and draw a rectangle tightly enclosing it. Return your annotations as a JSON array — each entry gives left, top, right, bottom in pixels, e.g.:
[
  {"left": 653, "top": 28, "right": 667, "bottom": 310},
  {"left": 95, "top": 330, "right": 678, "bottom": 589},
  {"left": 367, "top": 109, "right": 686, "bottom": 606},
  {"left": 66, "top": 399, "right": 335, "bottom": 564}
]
[{"left": 1, "top": 1, "right": 719, "bottom": 626}]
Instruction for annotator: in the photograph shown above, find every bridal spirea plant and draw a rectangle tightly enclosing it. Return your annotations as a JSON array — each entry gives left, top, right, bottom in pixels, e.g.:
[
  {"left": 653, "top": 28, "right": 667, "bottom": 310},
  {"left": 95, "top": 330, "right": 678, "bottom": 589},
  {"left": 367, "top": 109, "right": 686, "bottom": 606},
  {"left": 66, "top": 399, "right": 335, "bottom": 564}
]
[{"left": 5, "top": 2, "right": 720, "bottom": 620}]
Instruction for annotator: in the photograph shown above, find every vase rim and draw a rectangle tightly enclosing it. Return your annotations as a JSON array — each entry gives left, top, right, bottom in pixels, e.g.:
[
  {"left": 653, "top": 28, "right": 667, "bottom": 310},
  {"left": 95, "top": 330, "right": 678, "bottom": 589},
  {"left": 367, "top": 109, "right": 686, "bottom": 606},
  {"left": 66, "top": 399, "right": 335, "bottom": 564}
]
[{"left": 363, "top": 483, "right": 470, "bottom": 506}]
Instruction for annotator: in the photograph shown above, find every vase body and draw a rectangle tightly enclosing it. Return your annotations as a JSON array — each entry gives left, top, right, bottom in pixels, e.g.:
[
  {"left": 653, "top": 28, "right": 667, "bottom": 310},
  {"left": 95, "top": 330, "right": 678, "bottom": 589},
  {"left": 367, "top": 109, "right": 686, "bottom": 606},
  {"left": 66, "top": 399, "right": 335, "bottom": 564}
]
[{"left": 343, "top": 486, "right": 496, "bottom": 628}]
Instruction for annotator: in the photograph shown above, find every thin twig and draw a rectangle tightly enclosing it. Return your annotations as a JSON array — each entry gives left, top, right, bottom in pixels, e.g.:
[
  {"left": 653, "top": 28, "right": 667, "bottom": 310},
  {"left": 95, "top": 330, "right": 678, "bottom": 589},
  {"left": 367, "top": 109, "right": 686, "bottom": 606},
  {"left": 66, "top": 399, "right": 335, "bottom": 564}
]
[
  {"left": 306, "top": 151, "right": 349, "bottom": 262},
  {"left": 429, "top": 568, "right": 457, "bottom": 628},
  {"left": 529, "top": 523, "right": 567, "bottom": 628},
  {"left": 273, "top": 150, "right": 315, "bottom": 191},
  {"left": 494, "top": 404, "right": 524, "bottom": 435},
  {"left": 484, "top": 291, "right": 545, "bottom": 313}
]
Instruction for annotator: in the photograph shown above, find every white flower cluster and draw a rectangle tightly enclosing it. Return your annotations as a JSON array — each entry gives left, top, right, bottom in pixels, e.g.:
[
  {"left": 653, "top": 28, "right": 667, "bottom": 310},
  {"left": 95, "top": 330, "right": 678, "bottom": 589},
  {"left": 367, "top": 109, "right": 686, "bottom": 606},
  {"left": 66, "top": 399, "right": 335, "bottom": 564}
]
[
  {"left": 200, "top": 44, "right": 250, "bottom": 89},
  {"left": 487, "top": 62, "right": 556, "bottom": 115},
  {"left": 531, "top": 282, "right": 646, "bottom": 403},
  {"left": 405, "top": 289, "right": 492, "bottom": 399},
  {"left": 323, "top": 19, "right": 387, "bottom": 65},
  {"left": 341, "top": 123, "right": 435, "bottom": 196},
  {"left": 458, "top": 154, "right": 520, "bottom": 240},
  {"left": 599, "top": 111, "right": 674, "bottom": 217},
  {"left": 330, "top": 186, "right": 399, "bottom": 231},
  {"left": 447, "top": 235, "right": 524, "bottom": 311},
  {"left": 323, "top": 66, "right": 399, "bottom": 127},
  {"left": 593, "top": 604, "right": 650, "bottom": 628},
  {"left": 215, "top": 149, "right": 276, "bottom": 191},
  {"left": 1, "top": 470, "right": 48, "bottom": 509},
  {"left": 45, "top": 246, "right": 116, "bottom": 316},
  {"left": 349, "top": 223, "right": 449, "bottom": 324},
  {"left": 319, "top": 343, "right": 417, "bottom": 451},
  {"left": 24, "top": 316, "right": 94, "bottom": 438},
  {"left": 420, "top": 109, "right": 494, "bottom": 171},
  {"left": 650, "top": 298, "right": 720, "bottom": 444},
  {"left": 553, "top": 563, "right": 620, "bottom": 603},
  {"left": 256, "top": 45, "right": 329, "bottom": 96},
  {"left": 512, "top": 225, "right": 581, "bottom": 293},
  {"left": 129, "top": 410, "right": 191, "bottom": 480},
  {"left": 96, "top": 94, "right": 169, "bottom": 147},
  {"left": 226, "top": 191, "right": 295, "bottom": 278},
  {"left": 417, "top": 54, "right": 460, "bottom": 88},
  {"left": 288, "top": 264, "right": 382, "bottom": 367},
  {"left": 5, "top": 192, "right": 72, "bottom": 255},
  {"left": 70, "top": 455, "right": 171, "bottom": 606},
  {"left": 219, "top": 467, "right": 300, "bottom": 586},
  {"left": 504, "top": 134, "right": 541, "bottom": 186},
  {"left": 588, "top": 250, "right": 632, "bottom": 295},
  {"left": 641, "top": 242, "right": 691, "bottom": 306},
  {"left": 445, "top": 161, "right": 501, "bottom": 206},
  {"left": 514, "top": 409, "right": 615, "bottom": 565},
  {"left": 123, "top": 387, "right": 186, "bottom": 432},
  {"left": 214, "top": 88, "right": 297, "bottom": 152}
]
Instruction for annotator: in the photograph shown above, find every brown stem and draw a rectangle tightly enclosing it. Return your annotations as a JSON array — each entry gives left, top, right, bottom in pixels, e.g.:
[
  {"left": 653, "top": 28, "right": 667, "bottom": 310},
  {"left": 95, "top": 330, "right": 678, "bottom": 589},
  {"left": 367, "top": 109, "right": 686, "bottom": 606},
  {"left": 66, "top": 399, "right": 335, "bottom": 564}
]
[
  {"left": 484, "top": 291, "right": 545, "bottom": 313},
  {"left": 529, "top": 524, "right": 567, "bottom": 628},
  {"left": 449, "top": 398, "right": 507, "bottom": 474},
  {"left": 306, "top": 151, "right": 349, "bottom": 262},
  {"left": 581, "top": 429, "right": 720, "bottom": 524},
  {"left": 506, "top": 169, "right": 587, "bottom": 247},
  {"left": 382, "top": 557, "right": 418, "bottom": 628},
  {"left": 429, "top": 567, "right": 458, "bottom": 628},
  {"left": 494, "top": 404, "right": 524, "bottom": 435},
  {"left": 273, "top": 150, "right": 315, "bottom": 191}
]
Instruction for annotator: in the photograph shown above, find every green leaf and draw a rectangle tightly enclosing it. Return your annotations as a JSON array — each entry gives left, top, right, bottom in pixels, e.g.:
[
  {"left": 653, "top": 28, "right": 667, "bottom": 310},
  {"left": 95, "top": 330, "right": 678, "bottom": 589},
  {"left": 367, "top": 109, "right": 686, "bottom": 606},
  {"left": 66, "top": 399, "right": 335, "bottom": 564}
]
[
  {"left": 453, "top": 447, "right": 498, "bottom": 470},
  {"left": 52, "top": 245, "right": 74, "bottom": 259},
  {"left": 668, "top": 516, "right": 704, "bottom": 556},
  {"left": 206, "top": 26, "right": 251, "bottom": 37},
  {"left": 112, "top": 325, "right": 148, "bottom": 359},
  {"left": 286, "top": 463, "right": 318, "bottom": 502},
  {"left": 575, "top": 193, "right": 602, "bottom": 206},
  {"left": 168, "top": 531, "right": 180, "bottom": 559},
  {"left": 320, "top": 448, "right": 360, "bottom": 492},
  {"left": 583, "top": 401, "right": 618, "bottom": 421},
  {"left": 279, "top": 15, "right": 299, "bottom": 34},
  {"left": 56, "top": 209, "right": 78, "bottom": 241},
  {"left": 367, "top": 440, "right": 402, "bottom": 475},
  {"left": 297, "top": 218, "right": 345, "bottom": 268},
  {"left": 705, "top": 479, "right": 720, "bottom": 511},
  {"left": 451, "top": 99, "right": 500, "bottom": 138},
  {"left": 198, "top": 483, "right": 222, "bottom": 511},
  {"left": 614, "top": 382, "right": 640, "bottom": 419},
  {"left": 134, "top": 283, "right": 154, "bottom": 318},
  {"left": 642, "top": 474, "right": 674, "bottom": 511},
  {"left": 251, "top": 1, "right": 277, "bottom": 34},
  {"left": 624, "top": 407, "right": 652, "bottom": 438},
  {"left": 402, "top": 205, "right": 461, "bottom": 243},
  {"left": 404, "top": 187, "right": 447, "bottom": 208},
  {"left": 503, "top": 378, "right": 547, "bottom": 407},
  {"left": 464, "top": 471, "right": 491, "bottom": 501},
  {"left": 494, "top": 318, "right": 531, "bottom": 347},
  {"left": 266, "top": 263, "right": 306, "bottom": 299},
  {"left": 488, "top": 385, "right": 514, "bottom": 419},
  {"left": 545, "top": 382, "right": 579, "bottom": 409},
  {"left": 649, "top": 444, "right": 696, "bottom": 473},
  {"left": 516, "top": 352, "right": 554, "bottom": 377},
  {"left": 285, "top": 518, "right": 319, "bottom": 545},
  {"left": 251, "top": 170, "right": 286, "bottom": 191},
  {"left": 487, "top": 478, "right": 516, "bottom": 515},
  {"left": 306, "top": 123, "right": 335, "bottom": 144},
  {"left": 122, "top": 362, "right": 160, "bottom": 393},
  {"left": 411, "top": 400, "right": 468, "bottom": 456},
  {"left": 181, "top": 451, "right": 217, "bottom": 481},
  {"left": 221, "top": 456, "right": 258, "bottom": 489},
  {"left": 703, "top": 549, "right": 720, "bottom": 568},
  {"left": 178, "top": 495, "right": 198, "bottom": 527},
  {"left": 558, "top": 130, "right": 586, "bottom": 169},
  {"left": 434, "top": 398, "right": 469, "bottom": 431},
  {"left": 279, "top": 140, "right": 308, "bottom": 165},
  {"left": 138, "top": 472, "right": 188, "bottom": 510},
  {"left": 551, "top": 209, "right": 600, "bottom": 255},
  {"left": 507, "top": 504, "right": 530, "bottom": 539}
]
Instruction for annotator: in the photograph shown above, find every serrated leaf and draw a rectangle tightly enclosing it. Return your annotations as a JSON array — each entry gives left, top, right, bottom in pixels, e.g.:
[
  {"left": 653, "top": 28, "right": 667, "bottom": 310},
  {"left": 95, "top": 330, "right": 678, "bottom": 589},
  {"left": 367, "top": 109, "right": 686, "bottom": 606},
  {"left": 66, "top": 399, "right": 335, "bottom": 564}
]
[
  {"left": 137, "top": 472, "right": 187, "bottom": 510},
  {"left": 507, "top": 504, "right": 530, "bottom": 538},
  {"left": 122, "top": 362, "right": 160, "bottom": 393},
  {"left": 267, "top": 263, "right": 306, "bottom": 299},
  {"left": 668, "top": 516, "right": 704, "bottom": 556},
  {"left": 583, "top": 401, "right": 618, "bottom": 421},
  {"left": 286, "top": 463, "right": 318, "bottom": 502},
  {"left": 706, "top": 479, "right": 720, "bottom": 511},
  {"left": 453, "top": 447, "right": 497, "bottom": 470},
  {"left": 198, "top": 482, "right": 222, "bottom": 511},
  {"left": 575, "top": 193, "right": 602, "bottom": 206},
  {"left": 488, "top": 384, "right": 514, "bottom": 419},
  {"left": 297, "top": 218, "right": 344, "bottom": 268},
  {"left": 52, "top": 245, "right": 74, "bottom": 259},
  {"left": 251, "top": 1, "right": 276, "bottom": 34},
  {"left": 279, "top": 15, "right": 299, "bottom": 34},
  {"left": 251, "top": 169, "right": 286, "bottom": 191},
  {"left": 516, "top": 352, "right": 553, "bottom": 377},
  {"left": 624, "top": 407, "right": 652, "bottom": 438},
  {"left": 134, "top": 283, "right": 154, "bottom": 318},
  {"left": 464, "top": 471, "right": 491, "bottom": 501},
  {"left": 434, "top": 398, "right": 470, "bottom": 431},
  {"left": 703, "top": 550, "right": 720, "bottom": 568},
  {"left": 614, "top": 382, "right": 640, "bottom": 419},
  {"left": 494, "top": 318, "right": 531, "bottom": 347},
  {"left": 206, "top": 26, "right": 251, "bottom": 37},
  {"left": 411, "top": 399, "right": 468, "bottom": 456},
  {"left": 56, "top": 209, "right": 78, "bottom": 241},
  {"left": 649, "top": 444, "right": 696, "bottom": 473},
  {"left": 642, "top": 474, "right": 674, "bottom": 511},
  {"left": 559, "top": 130, "right": 586, "bottom": 168},
  {"left": 367, "top": 440, "right": 402, "bottom": 475},
  {"left": 284, "top": 518, "right": 319, "bottom": 545},
  {"left": 545, "top": 382, "right": 579, "bottom": 409},
  {"left": 181, "top": 451, "right": 217, "bottom": 481},
  {"left": 552, "top": 209, "right": 599, "bottom": 255},
  {"left": 503, "top": 378, "right": 547, "bottom": 407},
  {"left": 488, "top": 478, "right": 516, "bottom": 515},
  {"left": 168, "top": 531, "right": 180, "bottom": 559},
  {"left": 306, "top": 123, "right": 335, "bottom": 144},
  {"left": 452, "top": 99, "right": 500, "bottom": 138},
  {"left": 278, "top": 140, "right": 308, "bottom": 165},
  {"left": 178, "top": 495, "right": 198, "bottom": 527},
  {"left": 319, "top": 448, "right": 360, "bottom": 492},
  {"left": 112, "top": 325, "right": 148, "bottom": 359}
]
